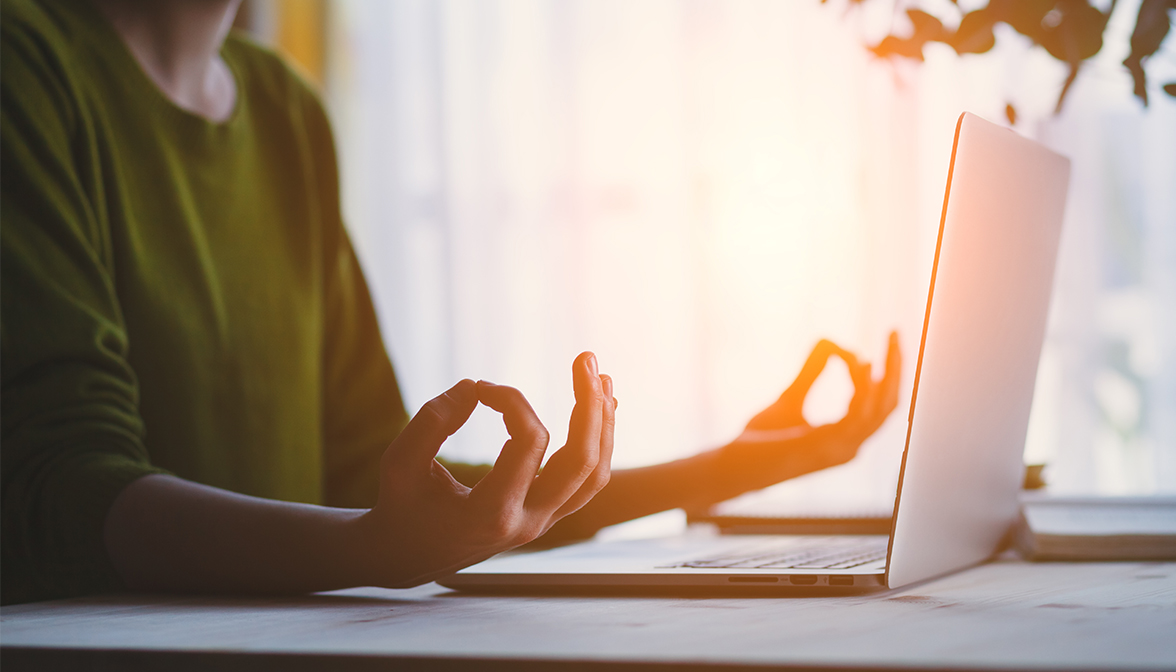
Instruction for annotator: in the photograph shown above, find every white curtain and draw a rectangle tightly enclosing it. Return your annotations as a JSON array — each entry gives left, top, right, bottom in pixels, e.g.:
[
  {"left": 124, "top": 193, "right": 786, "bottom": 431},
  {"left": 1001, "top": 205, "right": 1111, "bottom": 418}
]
[{"left": 324, "top": 0, "right": 1176, "bottom": 501}]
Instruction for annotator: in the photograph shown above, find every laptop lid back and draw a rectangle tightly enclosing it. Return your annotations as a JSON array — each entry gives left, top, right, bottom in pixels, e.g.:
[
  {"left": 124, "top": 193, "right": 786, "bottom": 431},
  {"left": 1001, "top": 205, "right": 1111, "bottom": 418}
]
[{"left": 885, "top": 113, "right": 1070, "bottom": 589}]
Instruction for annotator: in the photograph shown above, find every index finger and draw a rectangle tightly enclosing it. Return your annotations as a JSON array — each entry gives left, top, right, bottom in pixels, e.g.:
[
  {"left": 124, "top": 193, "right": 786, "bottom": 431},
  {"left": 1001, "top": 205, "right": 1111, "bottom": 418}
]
[
  {"left": 783, "top": 339, "right": 840, "bottom": 403},
  {"left": 748, "top": 339, "right": 860, "bottom": 431},
  {"left": 385, "top": 379, "right": 478, "bottom": 472},
  {"left": 469, "top": 381, "right": 551, "bottom": 510}
]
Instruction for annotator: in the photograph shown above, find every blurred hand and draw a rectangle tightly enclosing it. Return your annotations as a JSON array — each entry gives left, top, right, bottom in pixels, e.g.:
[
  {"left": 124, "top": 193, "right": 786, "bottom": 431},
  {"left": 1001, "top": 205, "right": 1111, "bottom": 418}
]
[
  {"left": 724, "top": 332, "right": 902, "bottom": 483},
  {"left": 357, "top": 352, "right": 616, "bottom": 588}
]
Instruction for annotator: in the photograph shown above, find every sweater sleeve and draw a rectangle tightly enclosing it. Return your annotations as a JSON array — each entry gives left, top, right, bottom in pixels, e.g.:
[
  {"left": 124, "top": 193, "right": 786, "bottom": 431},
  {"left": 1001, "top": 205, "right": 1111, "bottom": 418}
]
[{"left": 0, "top": 16, "right": 166, "bottom": 605}]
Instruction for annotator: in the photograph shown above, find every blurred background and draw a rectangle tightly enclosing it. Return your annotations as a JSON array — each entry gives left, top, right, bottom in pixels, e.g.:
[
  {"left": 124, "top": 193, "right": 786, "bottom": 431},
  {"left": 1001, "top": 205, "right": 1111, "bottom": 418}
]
[{"left": 236, "top": 0, "right": 1175, "bottom": 504}]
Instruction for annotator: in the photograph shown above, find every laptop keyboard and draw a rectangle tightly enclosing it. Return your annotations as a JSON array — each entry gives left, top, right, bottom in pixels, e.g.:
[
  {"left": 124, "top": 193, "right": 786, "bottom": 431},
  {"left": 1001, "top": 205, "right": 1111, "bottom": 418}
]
[{"left": 670, "top": 536, "right": 888, "bottom": 570}]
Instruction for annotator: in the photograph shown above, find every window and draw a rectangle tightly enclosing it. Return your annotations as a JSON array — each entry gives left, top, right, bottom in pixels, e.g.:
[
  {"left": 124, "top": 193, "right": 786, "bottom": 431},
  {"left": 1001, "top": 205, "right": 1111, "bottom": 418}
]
[{"left": 249, "top": 0, "right": 1176, "bottom": 498}]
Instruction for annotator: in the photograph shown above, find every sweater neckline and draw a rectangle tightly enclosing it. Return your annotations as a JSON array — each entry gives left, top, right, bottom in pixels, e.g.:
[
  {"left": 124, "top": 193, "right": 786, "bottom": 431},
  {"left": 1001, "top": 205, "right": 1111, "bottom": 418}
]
[{"left": 64, "top": 0, "right": 248, "bottom": 134}]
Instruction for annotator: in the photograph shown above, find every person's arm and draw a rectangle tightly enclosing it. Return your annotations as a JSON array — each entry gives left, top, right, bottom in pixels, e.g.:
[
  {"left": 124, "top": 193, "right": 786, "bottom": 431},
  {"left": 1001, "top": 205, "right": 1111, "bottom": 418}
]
[
  {"left": 102, "top": 475, "right": 368, "bottom": 594},
  {"left": 104, "top": 357, "right": 617, "bottom": 594},
  {"left": 542, "top": 334, "right": 901, "bottom": 542},
  {"left": 1, "top": 17, "right": 174, "bottom": 603}
]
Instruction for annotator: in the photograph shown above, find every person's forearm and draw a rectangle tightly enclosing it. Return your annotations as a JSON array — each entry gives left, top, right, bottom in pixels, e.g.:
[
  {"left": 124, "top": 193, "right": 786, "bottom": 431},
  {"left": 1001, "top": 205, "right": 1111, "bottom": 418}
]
[
  {"left": 542, "top": 336, "right": 901, "bottom": 546},
  {"left": 104, "top": 474, "right": 371, "bottom": 595},
  {"left": 537, "top": 449, "right": 724, "bottom": 543},
  {"left": 540, "top": 433, "right": 843, "bottom": 544}
]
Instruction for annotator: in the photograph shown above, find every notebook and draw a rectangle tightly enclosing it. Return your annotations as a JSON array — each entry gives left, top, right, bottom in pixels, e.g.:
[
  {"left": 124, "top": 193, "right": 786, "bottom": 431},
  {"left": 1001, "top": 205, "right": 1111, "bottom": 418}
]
[{"left": 1016, "top": 495, "right": 1176, "bottom": 561}]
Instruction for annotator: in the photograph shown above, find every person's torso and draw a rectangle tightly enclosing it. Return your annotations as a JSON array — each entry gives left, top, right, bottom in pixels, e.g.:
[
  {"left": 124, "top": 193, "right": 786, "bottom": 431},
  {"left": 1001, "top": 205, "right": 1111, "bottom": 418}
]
[{"left": 16, "top": 0, "right": 335, "bottom": 503}]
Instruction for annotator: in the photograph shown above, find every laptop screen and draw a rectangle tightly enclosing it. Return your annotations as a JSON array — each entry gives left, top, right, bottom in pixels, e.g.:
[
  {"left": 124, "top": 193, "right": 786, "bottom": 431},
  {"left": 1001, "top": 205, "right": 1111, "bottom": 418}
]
[{"left": 886, "top": 112, "right": 1070, "bottom": 589}]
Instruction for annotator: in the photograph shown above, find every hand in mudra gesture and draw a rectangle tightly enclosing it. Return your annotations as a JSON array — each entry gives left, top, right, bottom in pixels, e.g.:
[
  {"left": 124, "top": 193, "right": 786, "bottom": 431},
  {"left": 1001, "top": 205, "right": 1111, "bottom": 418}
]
[
  {"left": 715, "top": 333, "right": 902, "bottom": 493},
  {"left": 358, "top": 352, "right": 615, "bottom": 588}
]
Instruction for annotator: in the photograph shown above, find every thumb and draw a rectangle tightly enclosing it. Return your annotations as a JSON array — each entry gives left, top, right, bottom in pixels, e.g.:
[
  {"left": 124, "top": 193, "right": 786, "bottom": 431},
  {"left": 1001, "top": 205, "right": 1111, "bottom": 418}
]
[{"left": 386, "top": 379, "right": 478, "bottom": 471}]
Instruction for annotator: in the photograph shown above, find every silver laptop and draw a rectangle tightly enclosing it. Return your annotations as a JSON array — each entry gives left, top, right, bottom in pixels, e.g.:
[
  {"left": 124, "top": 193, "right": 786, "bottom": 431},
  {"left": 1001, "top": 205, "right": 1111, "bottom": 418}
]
[{"left": 440, "top": 112, "right": 1071, "bottom": 593}]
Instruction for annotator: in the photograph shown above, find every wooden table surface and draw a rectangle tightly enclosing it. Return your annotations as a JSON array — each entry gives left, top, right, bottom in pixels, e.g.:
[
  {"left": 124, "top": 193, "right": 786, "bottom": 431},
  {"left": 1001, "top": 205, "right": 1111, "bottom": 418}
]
[{"left": 3, "top": 555, "right": 1174, "bottom": 671}]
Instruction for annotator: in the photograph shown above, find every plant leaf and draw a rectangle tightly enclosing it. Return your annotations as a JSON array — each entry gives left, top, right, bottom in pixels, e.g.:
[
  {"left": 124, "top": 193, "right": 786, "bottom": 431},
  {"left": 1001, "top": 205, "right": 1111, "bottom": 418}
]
[
  {"left": 869, "top": 9, "right": 949, "bottom": 61},
  {"left": 871, "top": 35, "right": 927, "bottom": 61},
  {"left": 998, "top": 0, "right": 1057, "bottom": 42},
  {"left": 1123, "top": 0, "right": 1174, "bottom": 107},
  {"left": 907, "top": 9, "right": 947, "bottom": 42},
  {"left": 1021, "top": 1, "right": 1103, "bottom": 62},
  {"left": 948, "top": 9, "right": 998, "bottom": 54}
]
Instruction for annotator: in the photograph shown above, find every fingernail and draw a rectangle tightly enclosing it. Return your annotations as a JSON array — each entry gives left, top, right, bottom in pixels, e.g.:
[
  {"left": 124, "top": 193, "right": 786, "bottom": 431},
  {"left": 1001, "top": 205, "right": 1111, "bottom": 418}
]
[
  {"left": 601, "top": 374, "right": 613, "bottom": 398},
  {"left": 587, "top": 353, "right": 598, "bottom": 376}
]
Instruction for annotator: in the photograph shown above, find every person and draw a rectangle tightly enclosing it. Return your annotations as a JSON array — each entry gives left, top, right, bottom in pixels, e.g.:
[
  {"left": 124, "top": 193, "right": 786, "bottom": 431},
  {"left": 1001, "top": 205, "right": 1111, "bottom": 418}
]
[{"left": 0, "top": 0, "right": 901, "bottom": 605}]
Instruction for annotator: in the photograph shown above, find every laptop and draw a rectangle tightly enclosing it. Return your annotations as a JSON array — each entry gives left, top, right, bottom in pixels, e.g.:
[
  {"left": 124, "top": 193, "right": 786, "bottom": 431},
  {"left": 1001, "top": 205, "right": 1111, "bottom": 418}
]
[{"left": 439, "top": 112, "right": 1071, "bottom": 593}]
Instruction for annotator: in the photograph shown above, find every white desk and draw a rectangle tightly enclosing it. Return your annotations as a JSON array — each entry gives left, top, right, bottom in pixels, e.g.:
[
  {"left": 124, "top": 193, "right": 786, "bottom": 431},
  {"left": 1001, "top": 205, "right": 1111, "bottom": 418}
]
[{"left": 3, "top": 555, "right": 1174, "bottom": 671}]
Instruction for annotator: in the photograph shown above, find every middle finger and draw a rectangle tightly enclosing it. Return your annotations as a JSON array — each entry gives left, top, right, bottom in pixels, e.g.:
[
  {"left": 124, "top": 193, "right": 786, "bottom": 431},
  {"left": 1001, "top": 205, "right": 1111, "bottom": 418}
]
[{"left": 525, "top": 352, "right": 605, "bottom": 516}]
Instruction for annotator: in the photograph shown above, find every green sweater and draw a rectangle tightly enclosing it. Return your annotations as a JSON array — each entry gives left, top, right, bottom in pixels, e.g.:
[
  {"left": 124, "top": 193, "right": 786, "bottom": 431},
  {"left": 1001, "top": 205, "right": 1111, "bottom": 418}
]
[{"left": 1, "top": 0, "right": 481, "bottom": 604}]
